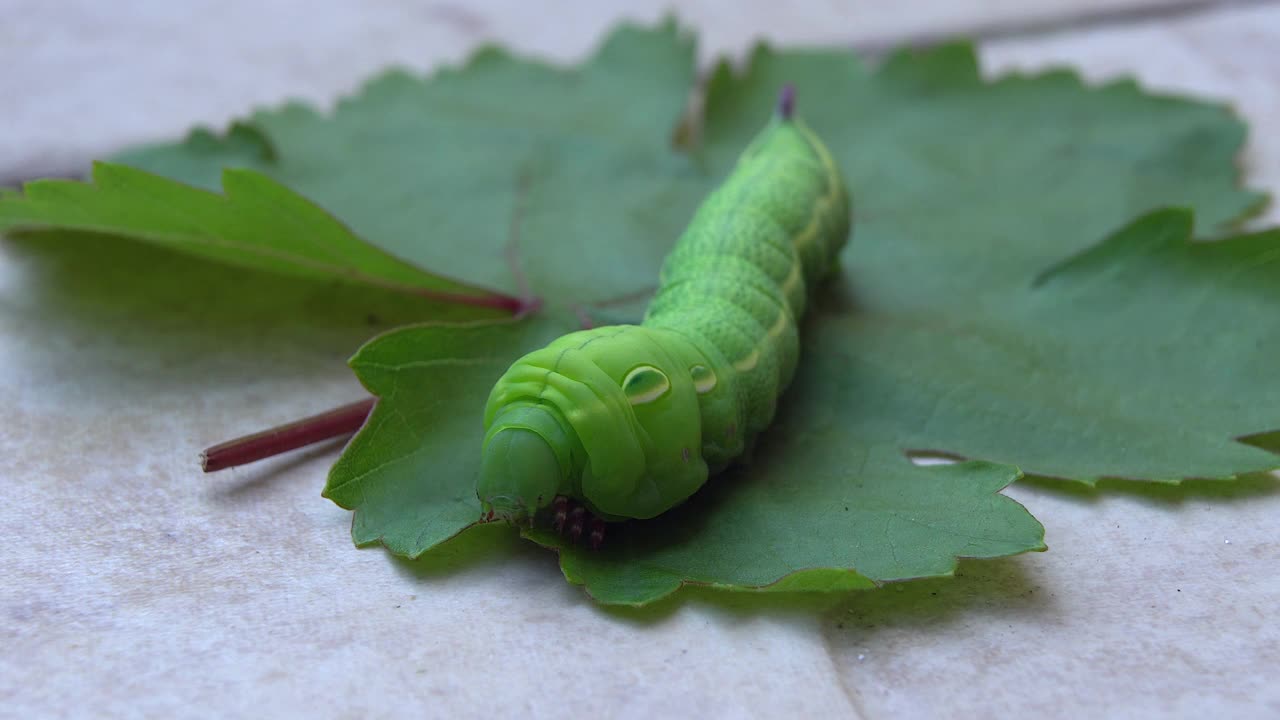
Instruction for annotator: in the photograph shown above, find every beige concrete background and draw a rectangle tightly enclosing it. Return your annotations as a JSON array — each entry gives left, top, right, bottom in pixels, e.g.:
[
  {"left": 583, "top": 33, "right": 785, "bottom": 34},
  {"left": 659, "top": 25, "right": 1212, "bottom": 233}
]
[{"left": 4, "top": 1, "right": 1278, "bottom": 718}]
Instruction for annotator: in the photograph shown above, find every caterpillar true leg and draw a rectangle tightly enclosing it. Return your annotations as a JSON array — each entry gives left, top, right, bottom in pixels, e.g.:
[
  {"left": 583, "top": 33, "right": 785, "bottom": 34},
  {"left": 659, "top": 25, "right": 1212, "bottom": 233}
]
[
  {"left": 552, "top": 496, "right": 571, "bottom": 533},
  {"left": 550, "top": 495, "right": 607, "bottom": 549}
]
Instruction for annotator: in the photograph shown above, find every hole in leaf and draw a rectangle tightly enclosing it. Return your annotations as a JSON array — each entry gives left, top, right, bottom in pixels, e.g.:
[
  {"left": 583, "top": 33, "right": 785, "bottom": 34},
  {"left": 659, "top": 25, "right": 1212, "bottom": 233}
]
[{"left": 903, "top": 448, "right": 965, "bottom": 467}]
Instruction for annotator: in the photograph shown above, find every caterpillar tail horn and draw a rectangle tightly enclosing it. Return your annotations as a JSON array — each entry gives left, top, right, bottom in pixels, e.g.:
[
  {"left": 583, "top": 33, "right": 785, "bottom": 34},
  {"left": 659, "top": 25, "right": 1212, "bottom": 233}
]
[{"left": 777, "top": 83, "right": 796, "bottom": 120}]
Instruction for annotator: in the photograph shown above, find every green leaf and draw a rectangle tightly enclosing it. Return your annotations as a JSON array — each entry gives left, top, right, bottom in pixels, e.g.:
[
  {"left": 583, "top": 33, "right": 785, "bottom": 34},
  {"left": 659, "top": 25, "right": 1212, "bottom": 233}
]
[
  {"left": 107, "top": 20, "right": 706, "bottom": 305},
  {"left": 764, "top": 206, "right": 1280, "bottom": 488},
  {"left": 704, "top": 43, "right": 1264, "bottom": 291},
  {"left": 0, "top": 162, "right": 516, "bottom": 309},
  {"left": 535, "top": 458, "right": 1039, "bottom": 605},
  {"left": 699, "top": 44, "right": 1276, "bottom": 483},
  {"left": 323, "top": 317, "right": 561, "bottom": 553}
]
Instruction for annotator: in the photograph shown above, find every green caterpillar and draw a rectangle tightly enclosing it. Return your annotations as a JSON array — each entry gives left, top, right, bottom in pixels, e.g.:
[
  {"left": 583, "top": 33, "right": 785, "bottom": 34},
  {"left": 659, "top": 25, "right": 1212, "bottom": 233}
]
[{"left": 478, "top": 87, "right": 851, "bottom": 543}]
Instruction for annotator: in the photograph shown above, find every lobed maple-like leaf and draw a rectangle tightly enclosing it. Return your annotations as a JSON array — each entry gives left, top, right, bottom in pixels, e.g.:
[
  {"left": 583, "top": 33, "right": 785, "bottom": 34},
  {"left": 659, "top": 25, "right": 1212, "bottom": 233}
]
[
  {"left": 4, "top": 22, "right": 1276, "bottom": 605},
  {"left": 314, "top": 28, "right": 1273, "bottom": 603}
]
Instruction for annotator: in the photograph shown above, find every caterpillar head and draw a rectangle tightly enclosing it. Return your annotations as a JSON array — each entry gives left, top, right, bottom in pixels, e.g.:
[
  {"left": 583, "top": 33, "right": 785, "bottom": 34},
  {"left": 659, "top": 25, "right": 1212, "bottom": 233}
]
[
  {"left": 477, "top": 402, "right": 574, "bottom": 524},
  {"left": 477, "top": 326, "right": 714, "bottom": 523}
]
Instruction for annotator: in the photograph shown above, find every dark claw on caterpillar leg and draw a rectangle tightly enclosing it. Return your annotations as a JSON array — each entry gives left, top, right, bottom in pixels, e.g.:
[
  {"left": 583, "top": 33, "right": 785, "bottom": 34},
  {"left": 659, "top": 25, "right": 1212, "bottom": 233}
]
[
  {"left": 568, "top": 505, "right": 586, "bottom": 542},
  {"left": 552, "top": 496, "right": 569, "bottom": 533},
  {"left": 589, "top": 518, "right": 606, "bottom": 550}
]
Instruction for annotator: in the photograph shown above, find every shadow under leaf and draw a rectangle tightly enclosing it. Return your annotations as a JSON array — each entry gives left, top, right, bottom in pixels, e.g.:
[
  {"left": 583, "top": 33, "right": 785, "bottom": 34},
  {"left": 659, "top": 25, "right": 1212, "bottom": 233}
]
[
  {"left": 390, "top": 522, "right": 542, "bottom": 582},
  {"left": 1, "top": 229, "right": 501, "bottom": 393},
  {"left": 595, "top": 554, "right": 1047, "bottom": 628},
  {"left": 1017, "top": 471, "right": 1280, "bottom": 507}
]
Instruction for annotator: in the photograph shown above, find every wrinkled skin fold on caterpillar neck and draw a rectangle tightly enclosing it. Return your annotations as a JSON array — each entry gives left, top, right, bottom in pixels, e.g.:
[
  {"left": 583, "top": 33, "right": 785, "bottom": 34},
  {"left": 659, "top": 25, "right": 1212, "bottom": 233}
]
[
  {"left": 478, "top": 90, "right": 852, "bottom": 524},
  {"left": 479, "top": 325, "right": 712, "bottom": 521}
]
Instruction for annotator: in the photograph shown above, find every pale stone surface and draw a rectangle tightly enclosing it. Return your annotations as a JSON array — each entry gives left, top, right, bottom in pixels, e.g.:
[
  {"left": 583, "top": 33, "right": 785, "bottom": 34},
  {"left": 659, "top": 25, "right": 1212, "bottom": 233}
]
[{"left": 4, "top": 2, "right": 1280, "bottom": 718}]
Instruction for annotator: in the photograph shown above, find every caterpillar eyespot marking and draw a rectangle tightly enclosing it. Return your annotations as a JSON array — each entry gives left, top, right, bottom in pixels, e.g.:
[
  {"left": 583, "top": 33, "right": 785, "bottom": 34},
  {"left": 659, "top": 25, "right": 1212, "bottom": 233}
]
[
  {"left": 623, "top": 365, "right": 672, "bottom": 405},
  {"left": 477, "top": 84, "right": 853, "bottom": 535},
  {"left": 690, "top": 364, "right": 717, "bottom": 394}
]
